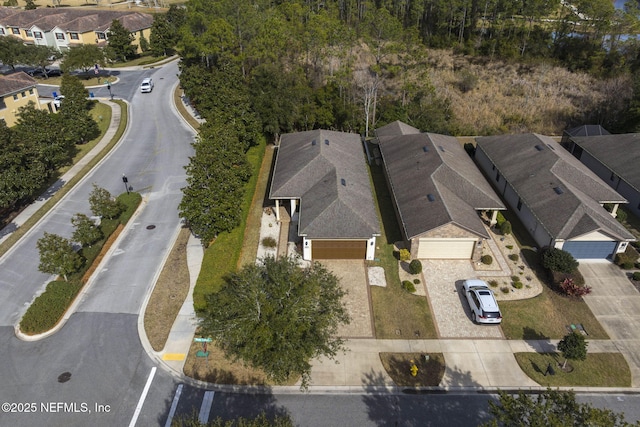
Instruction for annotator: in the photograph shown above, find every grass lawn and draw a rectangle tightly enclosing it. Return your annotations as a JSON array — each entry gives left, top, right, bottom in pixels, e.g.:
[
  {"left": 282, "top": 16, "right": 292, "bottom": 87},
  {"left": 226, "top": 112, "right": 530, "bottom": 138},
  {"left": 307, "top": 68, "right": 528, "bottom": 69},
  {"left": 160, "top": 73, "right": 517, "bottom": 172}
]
[
  {"left": 514, "top": 352, "right": 631, "bottom": 387},
  {"left": 368, "top": 163, "right": 437, "bottom": 339},
  {"left": 379, "top": 353, "right": 445, "bottom": 387}
]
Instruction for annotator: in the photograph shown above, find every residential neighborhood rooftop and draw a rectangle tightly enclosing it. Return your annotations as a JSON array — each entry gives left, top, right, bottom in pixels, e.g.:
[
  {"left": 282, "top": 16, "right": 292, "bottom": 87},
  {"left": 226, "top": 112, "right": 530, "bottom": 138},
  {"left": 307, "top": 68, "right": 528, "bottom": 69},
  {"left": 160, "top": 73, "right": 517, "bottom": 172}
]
[{"left": 0, "top": 71, "right": 37, "bottom": 96}]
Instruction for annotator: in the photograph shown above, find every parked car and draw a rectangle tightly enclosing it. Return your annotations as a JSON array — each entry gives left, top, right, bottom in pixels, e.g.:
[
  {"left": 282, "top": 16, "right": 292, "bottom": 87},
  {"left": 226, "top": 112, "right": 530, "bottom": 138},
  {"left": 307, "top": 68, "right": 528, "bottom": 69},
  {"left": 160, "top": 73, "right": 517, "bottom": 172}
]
[
  {"left": 53, "top": 95, "right": 64, "bottom": 109},
  {"left": 463, "top": 279, "right": 502, "bottom": 324},
  {"left": 140, "top": 78, "right": 154, "bottom": 93},
  {"left": 27, "top": 67, "right": 63, "bottom": 78}
]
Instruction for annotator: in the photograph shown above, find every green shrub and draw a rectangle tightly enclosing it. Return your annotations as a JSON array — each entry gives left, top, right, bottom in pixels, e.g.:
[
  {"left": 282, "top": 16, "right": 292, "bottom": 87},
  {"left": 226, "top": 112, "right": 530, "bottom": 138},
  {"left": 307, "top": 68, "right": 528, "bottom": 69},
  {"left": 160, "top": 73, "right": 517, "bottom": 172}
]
[
  {"left": 261, "top": 236, "right": 277, "bottom": 248},
  {"left": 402, "top": 280, "right": 416, "bottom": 293},
  {"left": 506, "top": 245, "right": 513, "bottom": 250},
  {"left": 622, "top": 261, "right": 635, "bottom": 269},
  {"left": 542, "top": 248, "right": 579, "bottom": 273},
  {"left": 19, "top": 281, "right": 82, "bottom": 334},
  {"left": 409, "top": 259, "right": 422, "bottom": 274},
  {"left": 399, "top": 248, "right": 411, "bottom": 261},
  {"left": 633, "top": 272, "right": 640, "bottom": 281},
  {"left": 488, "top": 280, "right": 499, "bottom": 287},
  {"left": 413, "top": 279, "right": 421, "bottom": 285},
  {"left": 508, "top": 253, "right": 519, "bottom": 262},
  {"left": 615, "top": 209, "right": 627, "bottom": 223},
  {"left": 500, "top": 286, "right": 510, "bottom": 294},
  {"left": 500, "top": 220, "right": 512, "bottom": 235},
  {"left": 496, "top": 211, "right": 506, "bottom": 227},
  {"left": 481, "top": 255, "right": 493, "bottom": 265},
  {"left": 512, "top": 280, "right": 524, "bottom": 289}
]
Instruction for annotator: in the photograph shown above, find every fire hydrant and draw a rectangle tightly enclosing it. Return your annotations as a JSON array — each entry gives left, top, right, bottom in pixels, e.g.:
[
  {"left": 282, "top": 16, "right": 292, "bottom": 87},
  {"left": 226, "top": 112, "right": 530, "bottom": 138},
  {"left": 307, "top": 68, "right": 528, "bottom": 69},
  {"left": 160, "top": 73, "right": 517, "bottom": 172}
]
[{"left": 410, "top": 360, "right": 418, "bottom": 377}]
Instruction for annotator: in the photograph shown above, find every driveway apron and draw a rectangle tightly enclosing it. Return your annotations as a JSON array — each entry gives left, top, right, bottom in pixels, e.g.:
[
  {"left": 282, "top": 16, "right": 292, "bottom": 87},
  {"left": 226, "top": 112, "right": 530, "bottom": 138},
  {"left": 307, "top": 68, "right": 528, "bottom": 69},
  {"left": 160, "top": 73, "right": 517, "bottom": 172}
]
[{"left": 581, "top": 263, "right": 640, "bottom": 387}]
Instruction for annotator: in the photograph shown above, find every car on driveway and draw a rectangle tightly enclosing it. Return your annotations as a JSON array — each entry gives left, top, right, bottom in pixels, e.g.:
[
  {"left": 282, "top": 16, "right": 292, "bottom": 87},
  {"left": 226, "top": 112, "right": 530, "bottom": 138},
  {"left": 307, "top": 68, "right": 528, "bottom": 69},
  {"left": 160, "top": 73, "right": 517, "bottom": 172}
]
[{"left": 463, "top": 279, "right": 502, "bottom": 324}]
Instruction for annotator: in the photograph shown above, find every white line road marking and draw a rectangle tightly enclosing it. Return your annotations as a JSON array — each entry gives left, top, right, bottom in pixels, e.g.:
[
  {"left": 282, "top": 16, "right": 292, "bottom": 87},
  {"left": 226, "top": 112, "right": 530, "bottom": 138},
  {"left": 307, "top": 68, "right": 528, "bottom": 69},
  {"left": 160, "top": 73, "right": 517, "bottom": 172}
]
[
  {"left": 164, "top": 384, "right": 183, "bottom": 427},
  {"left": 128, "top": 366, "right": 157, "bottom": 427},
  {"left": 198, "top": 391, "right": 215, "bottom": 424}
]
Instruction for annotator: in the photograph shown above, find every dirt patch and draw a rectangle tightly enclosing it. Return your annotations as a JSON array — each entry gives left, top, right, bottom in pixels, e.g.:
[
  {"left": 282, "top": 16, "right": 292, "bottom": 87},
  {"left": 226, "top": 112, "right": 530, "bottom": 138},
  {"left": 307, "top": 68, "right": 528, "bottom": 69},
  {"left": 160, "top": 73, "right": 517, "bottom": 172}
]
[
  {"left": 379, "top": 353, "right": 445, "bottom": 387},
  {"left": 143, "top": 227, "right": 191, "bottom": 352},
  {"left": 81, "top": 224, "right": 124, "bottom": 284}
]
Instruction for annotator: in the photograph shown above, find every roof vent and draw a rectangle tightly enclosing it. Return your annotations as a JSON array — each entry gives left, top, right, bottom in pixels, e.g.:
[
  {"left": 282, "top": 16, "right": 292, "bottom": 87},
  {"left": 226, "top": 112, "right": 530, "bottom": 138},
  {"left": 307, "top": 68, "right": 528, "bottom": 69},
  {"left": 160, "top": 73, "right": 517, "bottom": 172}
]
[
  {"left": 553, "top": 186, "right": 564, "bottom": 195},
  {"left": 427, "top": 194, "right": 435, "bottom": 202},
  {"left": 341, "top": 178, "right": 346, "bottom": 186},
  {"left": 438, "top": 145, "right": 445, "bottom": 152},
  {"left": 324, "top": 139, "right": 330, "bottom": 145},
  {"left": 311, "top": 140, "right": 316, "bottom": 146},
  {"left": 535, "top": 145, "right": 544, "bottom": 151},
  {"left": 422, "top": 146, "right": 429, "bottom": 153}
]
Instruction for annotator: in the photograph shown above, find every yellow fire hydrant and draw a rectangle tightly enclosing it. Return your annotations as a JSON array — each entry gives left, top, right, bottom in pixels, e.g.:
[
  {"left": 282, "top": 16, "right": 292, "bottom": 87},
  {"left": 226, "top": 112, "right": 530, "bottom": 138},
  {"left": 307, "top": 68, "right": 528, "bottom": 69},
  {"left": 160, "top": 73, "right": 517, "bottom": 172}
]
[{"left": 410, "top": 360, "right": 419, "bottom": 377}]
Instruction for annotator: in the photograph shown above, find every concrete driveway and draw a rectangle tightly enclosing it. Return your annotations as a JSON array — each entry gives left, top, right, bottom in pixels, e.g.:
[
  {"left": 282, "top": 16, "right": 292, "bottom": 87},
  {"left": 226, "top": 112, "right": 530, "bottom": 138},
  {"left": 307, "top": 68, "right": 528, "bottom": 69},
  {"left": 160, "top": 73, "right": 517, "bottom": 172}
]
[
  {"left": 422, "top": 260, "right": 503, "bottom": 339},
  {"left": 581, "top": 263, "right": 640, "bottom": 386}
]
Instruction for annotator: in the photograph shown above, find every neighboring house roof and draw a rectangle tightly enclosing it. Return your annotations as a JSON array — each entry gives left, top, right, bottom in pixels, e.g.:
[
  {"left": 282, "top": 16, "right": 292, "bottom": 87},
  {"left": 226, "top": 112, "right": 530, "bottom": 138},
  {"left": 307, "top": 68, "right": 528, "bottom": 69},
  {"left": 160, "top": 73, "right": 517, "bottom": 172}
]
[
  {"left": 0, "top": 72, "right": 37, "bottom": 97},
  {"left": 375, "top": 120, "right": 421, "bottom": 138},
  {"left": 565, "top": 125, "right": 610, "bottom": 137},
  {"left": 570, "top": 133, "right": 640, "bottom": 193},
  {"left": 476, "top": 134, "right": 634, "bottom": 241},
  {"left": 269, "top": 130, "right": 380, "bottom": 239},
  {"left": 376, "top": 122, "right": 505, "bottom": 240},
  {"left": 0, "top": 8, "right": 152, "bottom": 34}
]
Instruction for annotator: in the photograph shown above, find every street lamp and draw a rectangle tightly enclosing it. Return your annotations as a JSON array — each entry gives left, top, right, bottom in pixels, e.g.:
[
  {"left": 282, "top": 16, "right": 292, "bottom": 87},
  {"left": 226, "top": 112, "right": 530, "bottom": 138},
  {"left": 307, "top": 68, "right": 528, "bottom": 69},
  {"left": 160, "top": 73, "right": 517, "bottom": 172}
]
[
  {"left": 122, "top": 174, "right": 129, "bottom": 195},
  {"left": 107, "top": 81, "right": 113, "bottom": 100}
]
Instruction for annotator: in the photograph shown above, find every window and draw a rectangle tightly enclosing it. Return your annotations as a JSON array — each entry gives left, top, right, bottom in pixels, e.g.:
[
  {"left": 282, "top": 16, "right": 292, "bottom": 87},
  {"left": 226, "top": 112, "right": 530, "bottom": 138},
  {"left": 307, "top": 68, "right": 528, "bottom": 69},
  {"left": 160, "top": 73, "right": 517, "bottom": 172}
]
[
  {"left": 13, "top": 94, "right": 18, "bottom": 100},
  {"left": 517, "top": 199, "right": 522, "bottom": 211},
  {"left": 11, "top": 28, "right": 20, "bottom": 35},
  {"left": 0, "top": 99, "right": 6, "bottom": 109},
  {"left": 21, "top": 92, "right": 26, "bottom": 97},
  {"left": 610, "top": 172, "right": 616, "bottom": 181},
  {"left": 55, "top": 32, "right": 65, "bottom": 40},
  {"left": 33, "top": 31, "right": 42, "bottom": 39},
  {"left": 29, "top": 89, "right": 34, "bottom": 95},
  {"left": 96, "top": 32, "right": 107, "bottom": 40},
  {"left": 496, "top": 171, "right": 500, "bottom": 182},
  {"left": 25, "top": 30, "right": 33, "bottom": 37},
  {"left": 0, "top": 28, "right": 5, "bottom": 35},
  {"left": 70, "top": 32, "right": 79, "bottom": 40}
]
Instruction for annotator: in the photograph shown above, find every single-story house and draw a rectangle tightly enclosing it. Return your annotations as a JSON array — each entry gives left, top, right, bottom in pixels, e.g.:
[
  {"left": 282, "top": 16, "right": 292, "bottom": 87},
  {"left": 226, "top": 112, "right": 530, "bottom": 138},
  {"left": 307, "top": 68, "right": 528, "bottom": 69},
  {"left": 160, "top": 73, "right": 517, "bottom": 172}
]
[
  {"left": 475, "top": 133, "right": 635, "bottom": 260},
  {"left": 0, "top": 72, "right": 40, "bottom": 127},
  {"left": 565, "top": 132, "right": 640, "bottom": 219},
  {"left": 269, "top": 129, "right": 380, "bottom": 261},
  {"left": 376, "top": 121, "right": 506, "bottom": 259}
]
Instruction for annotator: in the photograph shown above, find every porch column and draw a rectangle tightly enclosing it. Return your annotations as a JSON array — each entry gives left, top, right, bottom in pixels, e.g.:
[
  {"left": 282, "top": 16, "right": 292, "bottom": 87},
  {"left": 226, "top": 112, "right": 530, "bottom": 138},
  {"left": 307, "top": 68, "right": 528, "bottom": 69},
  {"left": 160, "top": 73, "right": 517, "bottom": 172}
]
[
  {"left": 290, "top": 199, "right": 297, "bottom": 217},
  {"left": 490, "top": 210, "right": 498, "bottom": 226},
  {"left": 610, "top": 203, "right": 619, "bottom": 218},
  {"left": 275, "top": 199, "right": 280, "bottom": 221}
]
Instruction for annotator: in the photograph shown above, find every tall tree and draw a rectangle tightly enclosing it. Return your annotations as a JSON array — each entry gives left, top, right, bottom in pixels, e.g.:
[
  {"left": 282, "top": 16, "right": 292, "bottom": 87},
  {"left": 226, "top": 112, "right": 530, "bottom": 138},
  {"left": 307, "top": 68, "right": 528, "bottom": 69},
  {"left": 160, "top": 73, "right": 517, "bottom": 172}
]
[
  {"left": 105, "top": 19, "right": 136, "bottom": 62},
  {"left": 37, "top": 232, "right": 84, "bottom": 282},
  {"left": 483, "top": 389, "right": 637, "bottom": 427},
  {"left": 88, "top": 184, "right": 123, "bottom": 219},
  {"left": 61, "top": 44, "right": 105, "bottom": 74},
  {"left": 22, "top": 45, "right": 60, "bottom": 77},
  {"left": 150, "top": 14, "right": 173, "bottom": 57},
  {"left": 557, "top": 331, "right": 588, "bottom": 369},
  {"left": 71, "top": 213, "right": 103, "bottom": 247},
  {"left": 0, "top": 36, "right": 29, "bottom": 70},
  {"left": 58, "top": 74, "right": 99, "bottom": 144},
  {"left": 199, "top": 256, "right": 350, "bottom": 388}
]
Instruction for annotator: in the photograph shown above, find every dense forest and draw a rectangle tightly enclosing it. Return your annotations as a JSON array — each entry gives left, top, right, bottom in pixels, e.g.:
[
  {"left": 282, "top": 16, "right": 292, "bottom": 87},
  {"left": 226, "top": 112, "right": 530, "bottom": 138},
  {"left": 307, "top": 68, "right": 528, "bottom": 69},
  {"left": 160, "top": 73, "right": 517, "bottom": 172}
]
[{"left": 176, "top": 0, "right": 640, "bottom": 242}]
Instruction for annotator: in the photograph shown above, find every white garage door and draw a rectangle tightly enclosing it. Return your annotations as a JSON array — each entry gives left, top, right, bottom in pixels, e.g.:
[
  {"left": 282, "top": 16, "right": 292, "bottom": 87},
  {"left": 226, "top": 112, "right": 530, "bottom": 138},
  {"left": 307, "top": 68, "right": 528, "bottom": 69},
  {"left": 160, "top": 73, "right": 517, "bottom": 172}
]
[{"left": 417, "top": 238, "right": 477, "bottom": 259}]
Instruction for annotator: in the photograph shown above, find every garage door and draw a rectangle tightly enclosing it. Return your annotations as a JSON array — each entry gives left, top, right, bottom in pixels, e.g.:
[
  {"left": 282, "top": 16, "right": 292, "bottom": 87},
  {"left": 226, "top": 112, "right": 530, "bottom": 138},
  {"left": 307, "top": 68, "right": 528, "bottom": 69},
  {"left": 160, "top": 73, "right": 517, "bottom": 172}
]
[
  {"left": 417, "top": 238, "right": 476, "bottom": 259},
  {"left": 312, "top": 240, "right": 366, "bottom": 259},
  {"left": 562, "top": 241, "right": 617, "bottom": 259}
]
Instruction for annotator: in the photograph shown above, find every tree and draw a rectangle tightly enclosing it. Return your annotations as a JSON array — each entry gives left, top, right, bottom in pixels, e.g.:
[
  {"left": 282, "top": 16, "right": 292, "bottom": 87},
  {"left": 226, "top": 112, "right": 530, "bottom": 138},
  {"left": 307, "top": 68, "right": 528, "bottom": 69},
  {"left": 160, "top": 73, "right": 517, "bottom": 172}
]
[
  {"left": 105, "top": 19, "right": 135, "bottom": 62},
  {"left": 542, "top": 248, "right": 579, "bottom": 273},
  {"left": 21, "top": 45, "right": 59, "bottom": 77},
  {"left": 71, "top": 213, "right": 102, "bottom": 247},
  {"left": 150, "top": 14, "right": 173, "bottom": 57},
  {"left": 37, "top": 232, "right": 83, "bottom": 282},
  {"left": 557, "top": 331, "right": 588, "bottom": 369},
  {"left": 174, "top": 412, "right": 293, "bottom": 427},
  {"left": 199, "top": 256, "right": 349, "bottom": 388},
  {"left": 88, "top": 184, "right": 123, "bottom": 219},
  {"left": 138, "top": 32, "right": 149, "bottom": 53},
  {"left": 0, "top": 36, "right": 30, "bottom": 70},
  {"left": 58, "top": 74, "right": 99, "bottom": 144},
  {"left": 484, "top": 389, "right": 637, "bottom": 427},
  {"left": 24, "top": 0, "right": 37, "bottom": 10},
  {"left": 61, "top": 44, "right": 105, "bottom": 74}
]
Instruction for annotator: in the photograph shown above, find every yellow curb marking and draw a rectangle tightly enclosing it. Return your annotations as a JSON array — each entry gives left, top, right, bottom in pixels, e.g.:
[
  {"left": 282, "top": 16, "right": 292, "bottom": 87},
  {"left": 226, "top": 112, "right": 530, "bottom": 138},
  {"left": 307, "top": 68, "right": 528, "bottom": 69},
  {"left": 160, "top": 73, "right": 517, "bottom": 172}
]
[{"left": 162, "top": 353, "right": 186, "bottom": 361}]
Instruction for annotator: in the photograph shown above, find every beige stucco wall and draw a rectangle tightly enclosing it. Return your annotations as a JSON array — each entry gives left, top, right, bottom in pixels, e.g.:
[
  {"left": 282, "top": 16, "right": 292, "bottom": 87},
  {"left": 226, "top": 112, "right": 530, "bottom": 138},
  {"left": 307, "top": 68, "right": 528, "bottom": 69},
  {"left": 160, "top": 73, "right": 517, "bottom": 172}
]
[{"left": 0, "top": 88, "right": 41, "bottom": 127}]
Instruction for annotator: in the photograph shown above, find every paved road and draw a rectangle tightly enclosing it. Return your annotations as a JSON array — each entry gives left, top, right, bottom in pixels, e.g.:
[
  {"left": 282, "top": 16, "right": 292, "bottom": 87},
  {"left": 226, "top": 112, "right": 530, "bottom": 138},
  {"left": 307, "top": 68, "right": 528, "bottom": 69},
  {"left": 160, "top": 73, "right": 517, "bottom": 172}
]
[{"left": 0, "top": 60, "right": 196, "bottom": 426}]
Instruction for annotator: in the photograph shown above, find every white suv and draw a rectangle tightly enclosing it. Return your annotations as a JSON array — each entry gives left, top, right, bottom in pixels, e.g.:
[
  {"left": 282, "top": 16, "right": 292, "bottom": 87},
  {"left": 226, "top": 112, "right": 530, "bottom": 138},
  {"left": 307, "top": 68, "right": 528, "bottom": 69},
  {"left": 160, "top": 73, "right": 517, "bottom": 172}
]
[
  {"left": 463, "top": 279, "right": 502, "bottom": 324},
  {"left": 140, "top": 78, "right": 154, "bottom": 93}
]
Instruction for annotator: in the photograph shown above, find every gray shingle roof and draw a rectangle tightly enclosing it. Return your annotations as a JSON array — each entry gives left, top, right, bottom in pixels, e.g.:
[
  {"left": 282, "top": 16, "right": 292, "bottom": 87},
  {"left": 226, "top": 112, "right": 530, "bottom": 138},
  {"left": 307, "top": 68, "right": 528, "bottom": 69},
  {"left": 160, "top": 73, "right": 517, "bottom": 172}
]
[
  {"left": 476, "top": 134, "right": 634, "bottom": 241},
  {"left": 570, "top": 133, "right": 640, "bottom": 192},
  {"left": 565, "top": 125, "right": 610, "bottom": 137},
  {"left": 376, "top": 124, "right": 505, "bottom": 240},
  {"left": 375, "top": 120, "right": 420, "bottom": 138},
  {"left": 0, "top": 72, "right": 37, "bottom": 97},
  {"left": 269, "top": 130, "right": 380, "bottom": 239}
]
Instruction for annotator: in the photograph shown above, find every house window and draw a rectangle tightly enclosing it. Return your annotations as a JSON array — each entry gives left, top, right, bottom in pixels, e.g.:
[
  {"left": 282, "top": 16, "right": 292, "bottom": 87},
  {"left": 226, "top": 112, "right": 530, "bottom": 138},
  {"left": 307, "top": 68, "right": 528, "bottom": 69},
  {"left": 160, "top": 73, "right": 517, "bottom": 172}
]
[
  {"left": 21, "top": 92, "right": 26, "bottom": 97},
  {"left": 33, "top": 31, "right": 42, "bottom": 39},
  {"left": 25, "top": 30, "right": 33, "bottom": 38},
  {"left": 55, "top": 32, "right": 65, "bottom": 40},
  {"left": 11, "top": 28, "right": 20, "bottom": 35},
  {"left": 517, "top": 199, "right": 522, "bottom": 211},
  {"left": 29, "top": 89, "right": 34, "bottom": 95},
  {"left": 495, "top": 171, "right": 500, "bottom": 183},
  {"left": 0, "top": 28, "right": 5, "bottom": 35},
  {"left": 610, "top": 172, "right": 616, "bottom": 181},
  {"left": 0, "top": 99, "right": 5, "bottom": 109},
  {"left": 96, "top": 32, "right": 107, "bottom": 40},
  {"left": 70, "top": 32, "right": 79, "bottom": 40}
]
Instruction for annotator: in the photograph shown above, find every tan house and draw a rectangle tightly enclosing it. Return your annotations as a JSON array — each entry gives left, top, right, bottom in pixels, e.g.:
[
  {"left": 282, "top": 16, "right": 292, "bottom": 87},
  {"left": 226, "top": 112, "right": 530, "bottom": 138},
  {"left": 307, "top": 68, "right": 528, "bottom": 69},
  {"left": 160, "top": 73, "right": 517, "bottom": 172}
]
[
  {"left": 0, "top": 8, "right": 152, "bottom": 53},
  {"left": 0, "top": 72, "right": 40, "bottom": 127}
]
